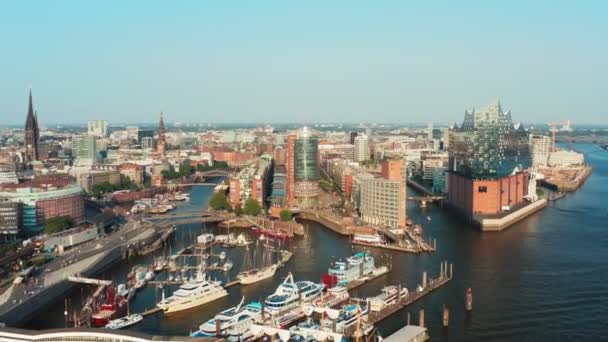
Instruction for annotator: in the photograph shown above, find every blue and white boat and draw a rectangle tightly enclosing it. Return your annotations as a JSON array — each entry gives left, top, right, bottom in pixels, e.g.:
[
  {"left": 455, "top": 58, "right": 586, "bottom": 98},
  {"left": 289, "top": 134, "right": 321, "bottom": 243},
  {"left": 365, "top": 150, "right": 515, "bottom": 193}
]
[
  {"left": 264, "top": 273, "right": 324, "bottom": 314},
  {"left": 191, "top": 297, "right": 262, "bottom": 337},
  {"left": 322, "top": 303, "right": 369, "bottom": 334},
  {"left": 328, "top": 252, "right": 376, "bottom": 284}
]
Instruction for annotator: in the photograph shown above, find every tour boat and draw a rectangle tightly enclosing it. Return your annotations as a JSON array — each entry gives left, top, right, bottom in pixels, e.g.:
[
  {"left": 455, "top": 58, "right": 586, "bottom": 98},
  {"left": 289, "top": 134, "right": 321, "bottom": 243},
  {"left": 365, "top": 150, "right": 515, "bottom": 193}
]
[
  {"left": 264, "top": 273, "right": 324, "bottom": 314},
  {"left": 368, "top": 285, "right": 408, "bottom": 311},
  {"left": 157, "top": 271, "right": 228, "bottom": 314},
  {"left": 312, "top": 285, "right": 350, "bottom": 308},
  {"left": 352, "top": 233, "right": 386, "bottom": 245},
  {"left": 191, "top": 297, "right": 262, "bottom": 337},
  {"left": 327, "top": 252, "right": 376, "bottom": 285},
  {"left": 323, "top": 304, "right": 369, "bottom": 334},
  {"left": 105, "top": 313, "right": 143, "bottom": 330}
]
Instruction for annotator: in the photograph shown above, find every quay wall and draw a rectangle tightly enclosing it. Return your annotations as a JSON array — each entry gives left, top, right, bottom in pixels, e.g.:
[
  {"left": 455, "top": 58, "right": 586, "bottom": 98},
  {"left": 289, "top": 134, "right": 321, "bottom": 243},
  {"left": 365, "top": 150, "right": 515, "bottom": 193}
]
[
  {"left": 475, "top": 199, "right": 548, "bottom": 231},
  {"left": 297, "top": 211, "right": 352, "bottom": 236},
  {"left": 0, "top": 247, "right": 122, "bottom": 327}
]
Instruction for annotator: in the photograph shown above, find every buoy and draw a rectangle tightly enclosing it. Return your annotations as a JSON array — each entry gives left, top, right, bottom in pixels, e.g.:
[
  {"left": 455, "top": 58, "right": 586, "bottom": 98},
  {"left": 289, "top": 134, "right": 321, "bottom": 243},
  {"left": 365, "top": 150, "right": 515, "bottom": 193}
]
[{"left": 465, "top": 287, "right": 473, "bottom": 311}]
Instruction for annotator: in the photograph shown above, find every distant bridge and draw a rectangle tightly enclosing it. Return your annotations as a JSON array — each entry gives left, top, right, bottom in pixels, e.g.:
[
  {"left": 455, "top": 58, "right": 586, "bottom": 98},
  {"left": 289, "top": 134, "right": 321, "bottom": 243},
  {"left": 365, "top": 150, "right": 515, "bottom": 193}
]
[
  {"left": 200, "top": 170, "right": 231, "bottom": 177},
  {"left": 408, "top": 196, "right": 445, "bottom": 202}
]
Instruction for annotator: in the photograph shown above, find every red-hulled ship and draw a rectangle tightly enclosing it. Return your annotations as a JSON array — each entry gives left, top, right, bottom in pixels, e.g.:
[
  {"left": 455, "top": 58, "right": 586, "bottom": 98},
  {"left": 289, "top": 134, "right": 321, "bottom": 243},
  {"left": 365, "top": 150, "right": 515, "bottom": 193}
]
[
  {"left": 251, "top": 226, "right": 291, "bottom": 240},
  {"left": 91, "top": 285, "right": 129, "bottom": 327}
]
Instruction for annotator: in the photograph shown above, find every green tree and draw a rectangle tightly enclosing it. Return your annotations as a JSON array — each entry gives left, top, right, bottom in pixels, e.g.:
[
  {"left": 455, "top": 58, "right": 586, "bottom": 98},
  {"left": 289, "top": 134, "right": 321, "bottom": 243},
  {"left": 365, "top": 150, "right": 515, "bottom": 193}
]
[
  {"left": 243, "top": 198, "right": 262, "bottom": 216},
  {"left": 45, "top": 216, "right": 75, "bottom": 235},
  {"left": 209, "top": 191, "right": 229, "bottom": 210},
  {"left": 234, "top": 204, "right": 244, "bottom": 217},
  {"left": 279, "top": 209, "right": 292, "bottom": 222},
  {"left": 196, "top": 160, "right": 229, "bottom": 172}
]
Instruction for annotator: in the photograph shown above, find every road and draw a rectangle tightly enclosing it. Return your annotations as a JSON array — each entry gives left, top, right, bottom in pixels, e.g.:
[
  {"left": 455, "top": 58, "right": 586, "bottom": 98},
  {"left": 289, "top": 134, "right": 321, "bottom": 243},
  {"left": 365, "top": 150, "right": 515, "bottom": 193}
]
[{"left": 0, "top": 218, "right": 158, "bottom": 318}]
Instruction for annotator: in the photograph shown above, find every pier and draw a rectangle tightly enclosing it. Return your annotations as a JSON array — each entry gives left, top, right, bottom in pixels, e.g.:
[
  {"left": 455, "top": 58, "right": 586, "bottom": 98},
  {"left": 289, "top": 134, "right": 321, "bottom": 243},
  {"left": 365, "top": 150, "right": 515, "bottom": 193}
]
[{"left": 343, "top": 261, "right": 453, "bottom": 339}]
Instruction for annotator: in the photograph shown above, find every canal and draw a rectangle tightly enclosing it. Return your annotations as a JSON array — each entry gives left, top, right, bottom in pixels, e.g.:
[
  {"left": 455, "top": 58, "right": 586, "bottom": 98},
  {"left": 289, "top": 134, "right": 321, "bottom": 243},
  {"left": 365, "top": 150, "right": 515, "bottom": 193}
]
[{"left": 25, "top": 143, "right": 608, "bottom": 341}]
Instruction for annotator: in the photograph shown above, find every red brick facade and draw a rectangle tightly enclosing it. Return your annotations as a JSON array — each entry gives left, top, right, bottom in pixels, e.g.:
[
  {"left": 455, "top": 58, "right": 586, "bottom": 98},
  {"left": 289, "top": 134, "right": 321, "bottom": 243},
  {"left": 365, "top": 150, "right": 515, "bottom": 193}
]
[
  {"left": 36, "top": 193, "right": 85, "bottom": 223},
  {"left": 286, "top": 134, "right": 296, "bottom": 206},
  {"left": 448, "top": 172, "right": 530, "bottom": 216}
]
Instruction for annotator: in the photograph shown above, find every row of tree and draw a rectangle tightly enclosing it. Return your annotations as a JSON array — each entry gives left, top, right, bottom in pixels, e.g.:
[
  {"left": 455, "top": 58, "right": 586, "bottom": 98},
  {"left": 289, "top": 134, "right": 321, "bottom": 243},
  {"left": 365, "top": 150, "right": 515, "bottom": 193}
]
[
  {"left": 162, "top": 160, "right": 230, "bottom": 180},
  {"left": 209, "top": 191, "right": 262, "bottom": 216},
  {"left": 209, "top": 191, "right": 293, "bottom": 221}
]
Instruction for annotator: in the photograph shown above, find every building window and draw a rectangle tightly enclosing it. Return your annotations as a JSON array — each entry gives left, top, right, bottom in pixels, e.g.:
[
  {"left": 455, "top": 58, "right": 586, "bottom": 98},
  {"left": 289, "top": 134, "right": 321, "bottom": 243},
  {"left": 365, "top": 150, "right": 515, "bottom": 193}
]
[{"left": 478, "top": 186, "right": 487, "bottom": 193}]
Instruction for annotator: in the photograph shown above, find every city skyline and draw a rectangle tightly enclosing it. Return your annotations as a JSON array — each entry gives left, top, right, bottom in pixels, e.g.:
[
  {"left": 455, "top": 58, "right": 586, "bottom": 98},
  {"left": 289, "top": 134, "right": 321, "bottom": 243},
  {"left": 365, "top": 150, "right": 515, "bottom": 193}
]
[{"left": 2, "top": 1, "right": 607, "bottom": 125}]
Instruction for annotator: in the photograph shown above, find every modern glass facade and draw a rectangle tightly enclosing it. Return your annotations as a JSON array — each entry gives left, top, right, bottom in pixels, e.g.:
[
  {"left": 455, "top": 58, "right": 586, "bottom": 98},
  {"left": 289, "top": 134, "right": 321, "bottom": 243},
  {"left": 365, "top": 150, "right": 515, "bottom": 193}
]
[
  {"left": 449, "top": 101, "right": 531, "bottom": 179},
  {"left": 294, "top": 136, "right": 319, "bottom": 182}
]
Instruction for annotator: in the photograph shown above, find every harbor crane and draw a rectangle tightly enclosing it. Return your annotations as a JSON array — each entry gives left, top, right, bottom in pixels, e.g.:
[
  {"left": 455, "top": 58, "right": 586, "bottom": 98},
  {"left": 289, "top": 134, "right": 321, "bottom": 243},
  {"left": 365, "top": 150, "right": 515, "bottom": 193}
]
[{"left": 547, "top": 121, "right": 570, "bottom": 152}]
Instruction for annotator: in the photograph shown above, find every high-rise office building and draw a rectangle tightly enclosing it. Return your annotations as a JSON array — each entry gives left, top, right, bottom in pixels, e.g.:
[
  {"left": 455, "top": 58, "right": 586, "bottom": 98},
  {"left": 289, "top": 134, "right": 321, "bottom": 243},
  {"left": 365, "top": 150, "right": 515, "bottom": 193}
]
[
  {"left": 529, "top": 134, "right": 551, "bottom": 169},
  {"left": 87, "top": 120, "right": 108, "bottom": 138},
  {"left": 360, "top": 177, "right": 406, "bottom": 228},
  {"left": 294, "top": 127, "right": 319, "bottom": 208},
  {"left": 349, "top": 132, "right": 359, "bottom": 145},
  {"left": 354, "top": 135, "right": 369, "bottom": 163},
  {"left": 448, "top": 100, "right": 532, "bottom": 217},
  {"left": 72, "top": 135, "right": 97, "bottom": 161},
  {"left": 24, "top": 90, "right": 40, "bottom": 162},
  {"left": 427, "top": 122, "right": 434, "bottom": 140},
  {"left": 286, "top": 133, "right": 297, "bottom": 206}
]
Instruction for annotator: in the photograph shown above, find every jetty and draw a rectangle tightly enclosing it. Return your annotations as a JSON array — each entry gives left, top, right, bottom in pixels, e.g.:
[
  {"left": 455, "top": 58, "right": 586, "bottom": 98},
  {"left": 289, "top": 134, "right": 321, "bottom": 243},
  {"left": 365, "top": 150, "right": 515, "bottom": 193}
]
[{"left": 343, "top": 261, "right": 453, "bottom": 338}]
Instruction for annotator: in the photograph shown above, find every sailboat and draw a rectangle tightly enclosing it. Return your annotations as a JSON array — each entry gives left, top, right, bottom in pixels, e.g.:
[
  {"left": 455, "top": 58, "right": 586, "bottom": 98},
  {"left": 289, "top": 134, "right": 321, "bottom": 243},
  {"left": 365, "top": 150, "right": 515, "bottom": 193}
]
[{"left": 237, "top": 242, "right": 278, "bottom": 285}]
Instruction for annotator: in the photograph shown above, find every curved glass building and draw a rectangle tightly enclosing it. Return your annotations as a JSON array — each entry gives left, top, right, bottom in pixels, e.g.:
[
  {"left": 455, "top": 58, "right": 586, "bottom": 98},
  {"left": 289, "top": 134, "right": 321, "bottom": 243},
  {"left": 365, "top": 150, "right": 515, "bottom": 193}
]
[{"left": 294, "top": 127, "right": 320, "bottom": 208}]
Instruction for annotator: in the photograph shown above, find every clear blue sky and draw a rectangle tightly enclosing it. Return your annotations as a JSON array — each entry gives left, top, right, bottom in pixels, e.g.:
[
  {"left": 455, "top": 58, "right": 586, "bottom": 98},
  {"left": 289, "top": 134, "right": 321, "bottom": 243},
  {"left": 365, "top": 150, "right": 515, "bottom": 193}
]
[{"left": 1, "top": 1, "right": 607, "bottom": 125}]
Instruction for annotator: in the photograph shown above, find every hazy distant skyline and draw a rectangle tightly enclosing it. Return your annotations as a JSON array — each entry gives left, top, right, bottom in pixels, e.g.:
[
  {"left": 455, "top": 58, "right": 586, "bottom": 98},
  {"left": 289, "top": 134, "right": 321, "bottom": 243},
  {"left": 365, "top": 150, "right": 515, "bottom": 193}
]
[{"left": 1, "top": 1, "right": 607, "bottom": 125}]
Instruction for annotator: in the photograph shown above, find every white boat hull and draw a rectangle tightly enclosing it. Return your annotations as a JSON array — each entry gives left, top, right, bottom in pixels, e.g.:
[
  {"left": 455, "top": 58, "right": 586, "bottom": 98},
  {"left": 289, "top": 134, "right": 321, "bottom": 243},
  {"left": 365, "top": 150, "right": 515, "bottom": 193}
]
[
  {"left": 237, "top": 264, "right": 277, "bottom": 285},
  {"left": 158, "top": 290, "right": 228, "bottom": 314}
]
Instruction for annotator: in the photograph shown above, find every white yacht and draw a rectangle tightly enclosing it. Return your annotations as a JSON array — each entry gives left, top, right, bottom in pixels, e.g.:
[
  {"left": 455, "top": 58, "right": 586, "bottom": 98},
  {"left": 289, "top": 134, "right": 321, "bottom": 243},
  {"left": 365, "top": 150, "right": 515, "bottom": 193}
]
[
  {"left": 105, "top": 314, "right": 143, "bottom": 330},
  {"left": 328, "top": 252, "right": 376, "bottom": 284},
  {"left": 237, "top": 263, "right": 278, "bottom": 285},
  {"left": 157, "top": 271, "right": 228, "bottom": 314},
  {"left": 264, "top": 273, "right": 324, "bottom": 314},
  {"left": 191, "top": 297, "right": 262, "bottom": 337}
]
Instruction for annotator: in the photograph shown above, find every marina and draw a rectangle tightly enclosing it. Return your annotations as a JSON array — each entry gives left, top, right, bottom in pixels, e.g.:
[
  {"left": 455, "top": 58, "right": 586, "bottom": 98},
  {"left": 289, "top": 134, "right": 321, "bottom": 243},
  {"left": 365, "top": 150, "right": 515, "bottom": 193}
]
[{"left": 18, "top": 145, "right": 607, "bottom": 341}]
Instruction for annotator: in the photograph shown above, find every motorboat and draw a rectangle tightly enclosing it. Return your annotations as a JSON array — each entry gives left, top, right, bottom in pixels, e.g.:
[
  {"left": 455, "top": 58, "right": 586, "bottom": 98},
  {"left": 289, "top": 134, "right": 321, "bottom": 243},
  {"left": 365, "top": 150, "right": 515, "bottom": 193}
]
[
  {"left": 198, "top": 233, "right": 215, "bottom": 245},
  {"left": 105, "top": 313, "right": 143, "bottom": 330},
  {"left": 223, "top": 259, "right": 234, "bottom": 272}
]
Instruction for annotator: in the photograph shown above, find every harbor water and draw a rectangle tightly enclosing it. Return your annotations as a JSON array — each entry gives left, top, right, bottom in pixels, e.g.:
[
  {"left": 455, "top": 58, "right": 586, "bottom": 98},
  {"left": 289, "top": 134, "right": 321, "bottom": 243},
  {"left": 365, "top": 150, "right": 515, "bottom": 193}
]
[{"left": 24, "top": 143, "right": 608, "bottom": 341}]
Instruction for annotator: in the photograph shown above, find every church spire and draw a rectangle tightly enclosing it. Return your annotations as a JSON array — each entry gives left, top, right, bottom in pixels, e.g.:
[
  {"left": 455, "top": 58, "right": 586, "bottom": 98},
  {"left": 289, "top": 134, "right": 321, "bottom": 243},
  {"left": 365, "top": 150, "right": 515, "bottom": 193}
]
[
  {"left": 28, "top": 89, "right": 34, "bottom": 118},
  {"left": 24, "top": 89, "right": 40, "bottom": 162},
  {"left": 157, "top": 111, "right": 166, "bottom": 156}
]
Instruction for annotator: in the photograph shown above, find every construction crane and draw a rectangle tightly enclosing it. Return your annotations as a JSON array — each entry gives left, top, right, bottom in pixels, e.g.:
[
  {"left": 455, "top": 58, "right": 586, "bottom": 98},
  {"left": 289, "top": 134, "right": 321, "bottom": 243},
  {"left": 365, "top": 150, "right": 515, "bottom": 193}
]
[{"left": 547, "top": 121, "right": 570, "bottom": 152}]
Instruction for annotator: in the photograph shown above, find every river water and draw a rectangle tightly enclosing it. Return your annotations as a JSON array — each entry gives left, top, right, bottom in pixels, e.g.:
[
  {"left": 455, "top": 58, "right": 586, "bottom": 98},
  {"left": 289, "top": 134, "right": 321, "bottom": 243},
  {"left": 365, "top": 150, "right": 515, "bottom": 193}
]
[{"left": 25, "top": 143, "right": 608, "bottom": 341}]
